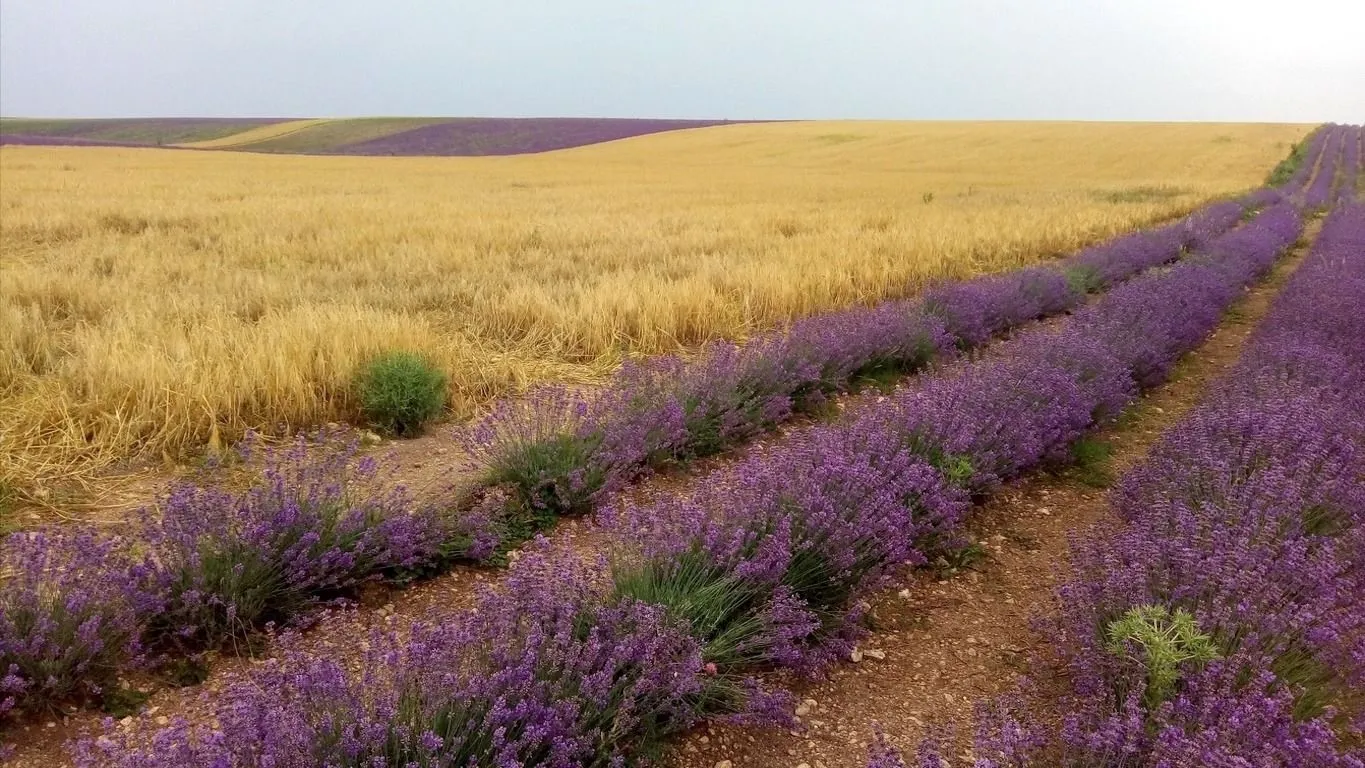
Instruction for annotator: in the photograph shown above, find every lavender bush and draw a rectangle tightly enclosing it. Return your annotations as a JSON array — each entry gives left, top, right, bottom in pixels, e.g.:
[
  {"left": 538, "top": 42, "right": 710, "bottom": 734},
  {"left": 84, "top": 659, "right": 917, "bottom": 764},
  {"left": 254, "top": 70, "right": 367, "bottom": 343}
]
[
  {"left": 138, "top": 429, "right": 444, "bottom": 652},
  {"left": 607, "top": 426, "right": 969, "bottom": 681},
  {"left": 77, "top": 550, "right": 711, "bottom": 768},
  {"left": 779, "top": 300, "right": 953, "bottom": 409},
  {"left": 0, "top": 528, "right": 144, "bottom": 717},
  {"left": 923, "top": 265, "right": 1079, "bottom": 347},
  {"left": 459, "top": 385, "right": 628, "bottom": 524},
  {"left": 860, "top": 349, "right": 1104, "bottom": 492}
]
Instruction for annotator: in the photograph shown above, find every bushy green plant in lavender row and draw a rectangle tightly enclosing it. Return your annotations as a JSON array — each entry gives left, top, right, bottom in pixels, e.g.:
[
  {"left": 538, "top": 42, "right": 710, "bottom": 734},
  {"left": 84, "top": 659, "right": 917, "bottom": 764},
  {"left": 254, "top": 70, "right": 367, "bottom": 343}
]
[
  {"left": 354, "top": 351, "right": 448, "bottom": 436},
  {"left": 1266, "top": 136, "right": 1310, "bottom": 187}
]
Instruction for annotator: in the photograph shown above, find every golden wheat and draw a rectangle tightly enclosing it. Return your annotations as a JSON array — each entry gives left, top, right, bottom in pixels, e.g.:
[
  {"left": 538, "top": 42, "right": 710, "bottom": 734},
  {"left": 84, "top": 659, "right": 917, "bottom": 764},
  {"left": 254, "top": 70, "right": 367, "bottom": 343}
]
[{"left": 0, "top": 120, "right": 1307, "bottom": 501}]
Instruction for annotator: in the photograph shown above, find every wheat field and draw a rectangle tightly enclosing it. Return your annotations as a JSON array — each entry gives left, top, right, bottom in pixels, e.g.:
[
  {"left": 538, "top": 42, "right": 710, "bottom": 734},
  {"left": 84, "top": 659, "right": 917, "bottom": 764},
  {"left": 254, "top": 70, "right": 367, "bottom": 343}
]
[{"left": 0, "top": 120, "right": 1307, "bottom": 503}]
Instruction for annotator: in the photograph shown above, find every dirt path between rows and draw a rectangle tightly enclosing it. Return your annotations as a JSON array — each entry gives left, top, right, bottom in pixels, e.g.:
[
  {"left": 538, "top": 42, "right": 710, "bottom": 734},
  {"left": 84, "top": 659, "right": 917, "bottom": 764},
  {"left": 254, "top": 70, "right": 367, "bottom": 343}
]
[
  {"left": 2, "top": 222, "right": 1316, "bottom": 767},
  {"left": 664, "top": 221, "right": 1321, "bottom": 768}
]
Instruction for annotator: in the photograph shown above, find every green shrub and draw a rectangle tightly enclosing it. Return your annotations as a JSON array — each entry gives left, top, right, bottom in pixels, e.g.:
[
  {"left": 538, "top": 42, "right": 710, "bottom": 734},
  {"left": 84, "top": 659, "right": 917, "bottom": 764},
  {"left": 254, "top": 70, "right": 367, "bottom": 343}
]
[
  {"left": 1105, "top": 604, "right": 1220, "bottom": 711},
  {"left": 1068, "top": 436, "right": 1114, "bottom": 488},
  {"left": 355, "top": 352, "right": 448, "bottom": 436},
  {"left": 1265, "top": 136, "right": 1310, "bottom": 186},
  {"left": 1063, "top": 265, "right": 1103, "bottom": 295}
]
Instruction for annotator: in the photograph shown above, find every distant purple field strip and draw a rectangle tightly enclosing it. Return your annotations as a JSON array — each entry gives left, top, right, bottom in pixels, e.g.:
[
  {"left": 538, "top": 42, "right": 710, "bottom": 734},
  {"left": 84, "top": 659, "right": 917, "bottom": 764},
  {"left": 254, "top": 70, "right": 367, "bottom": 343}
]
[
  {"left": 0, "top": 134, "right": 177, "bottom": 148},
  {"left": 330, "top": 118, "right": 759, "bottom": 156},
  {"left": 0, "top": 118, "right": 290, "bottom": 145}
]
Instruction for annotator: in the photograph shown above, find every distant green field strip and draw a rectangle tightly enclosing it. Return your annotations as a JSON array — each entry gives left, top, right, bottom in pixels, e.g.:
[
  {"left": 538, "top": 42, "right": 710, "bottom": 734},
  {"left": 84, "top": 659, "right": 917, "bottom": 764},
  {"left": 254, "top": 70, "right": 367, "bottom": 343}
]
[
  {"left": 177, "top": 119, "right": 334, "bottom": 149},
  {"left": 231, "top": 118, "right": 450, "bottom": 153},
  {"left": 0, "top": 118, "right": 84, "bottom": 134}
]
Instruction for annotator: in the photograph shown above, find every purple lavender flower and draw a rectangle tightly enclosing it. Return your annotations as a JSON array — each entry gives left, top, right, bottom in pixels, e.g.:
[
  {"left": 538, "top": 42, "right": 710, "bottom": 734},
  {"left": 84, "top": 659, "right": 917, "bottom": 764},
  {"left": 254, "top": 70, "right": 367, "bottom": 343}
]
[
  {"left": 923, "top": 266, "right": 1082, "bottom": 347},
  {"left": 77, "top": 548, "right": 711, "bottom": 768},
  {"left": 606, "top": 426, "right": 970, "bottom": 680},
  {"left": 1, "top": 528, "right": 143, "bottom": 717},
  {"left": 138, "top": 428, "right": 443, "bottom": 651},
  {"left": 867, "top": 727, "right": 910, "bottom": 768}
]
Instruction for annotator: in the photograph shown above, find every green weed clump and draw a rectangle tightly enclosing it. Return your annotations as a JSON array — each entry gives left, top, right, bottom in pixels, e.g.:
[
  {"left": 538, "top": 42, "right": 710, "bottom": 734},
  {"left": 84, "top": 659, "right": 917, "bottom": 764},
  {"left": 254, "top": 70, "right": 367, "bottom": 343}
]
[
  {"left": 1068, "top": 436, "right": 1115, "bottom": 487},
  {"left": 1265, "top": 137, "right": 1309, "bottom": 186},
  {"left": 355, "top": 352, "right": 448, "bottom": 436},
  {"left": 1106, "top": 604, "right": 1220, "bottom": 711}
]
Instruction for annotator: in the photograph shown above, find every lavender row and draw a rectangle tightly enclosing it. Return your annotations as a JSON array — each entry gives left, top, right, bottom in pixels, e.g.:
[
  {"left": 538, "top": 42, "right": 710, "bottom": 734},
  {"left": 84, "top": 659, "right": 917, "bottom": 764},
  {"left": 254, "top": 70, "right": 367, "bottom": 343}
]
[
  {"left": 69, "top": 200, "right": 1304, "bottom": 767},
  {"left": 1302, "top": 126, "right": 1346, "bottom": 210},
  {"left": 1334, "top": 125, "right": 1363, "bottom": 206},
  {"left": 457, "top": 197, "right": 1250, "bottom": 542},
  {"left": 1300, "top": 123, "right": 1364, "bottom": 211},
  {"left": 873, "top": 214, "right": 1365, "bottom": 765},
  {"left": 978, "top": 203, "right": 1361, "bottom": 766},
  {"left": 0, "top": 431, "right": 445, "bottom": 721}
]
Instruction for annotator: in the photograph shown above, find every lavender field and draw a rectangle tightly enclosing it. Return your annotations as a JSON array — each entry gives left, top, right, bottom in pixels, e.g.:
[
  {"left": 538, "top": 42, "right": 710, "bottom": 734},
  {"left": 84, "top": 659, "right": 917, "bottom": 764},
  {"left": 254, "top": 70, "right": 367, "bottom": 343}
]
[
  {"left": 0, "top": 117, "right": 749, "bottom": 155},
  {"left": 3, "top": 123, "right": 1364, "bottom": 768},
  {"left": 0, "top": 118, "right": 287, "bottom": 146}
]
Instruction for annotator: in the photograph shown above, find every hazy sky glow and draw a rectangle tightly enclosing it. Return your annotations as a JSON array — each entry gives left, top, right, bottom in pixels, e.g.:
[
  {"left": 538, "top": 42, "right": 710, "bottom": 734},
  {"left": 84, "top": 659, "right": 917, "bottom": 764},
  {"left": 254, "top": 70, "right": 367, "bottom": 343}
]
[{"left": 2, "top": 0, "right": 1361, "bottom": 122}]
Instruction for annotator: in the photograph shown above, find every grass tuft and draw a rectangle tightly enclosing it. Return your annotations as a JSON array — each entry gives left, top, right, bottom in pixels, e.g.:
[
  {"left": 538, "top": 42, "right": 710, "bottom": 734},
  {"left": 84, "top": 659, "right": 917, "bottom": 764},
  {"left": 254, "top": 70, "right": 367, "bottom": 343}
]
[
  {"left": 1068, "top": 436, "right": 1115, "bottom": 488},
  {"left": 355, "top": 351, "right": 448, "bottom": 436}
]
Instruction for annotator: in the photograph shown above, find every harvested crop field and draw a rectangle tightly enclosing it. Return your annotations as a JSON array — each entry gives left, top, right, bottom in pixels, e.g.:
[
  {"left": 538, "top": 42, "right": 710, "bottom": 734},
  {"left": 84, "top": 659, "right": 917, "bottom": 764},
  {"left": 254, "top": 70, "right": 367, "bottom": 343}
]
[
  {"left": 3, "top": 120, "right": 1364, "bottom": 768},
  {"left": 0, "top": 121, "right": 1308, "bottom": 504}
]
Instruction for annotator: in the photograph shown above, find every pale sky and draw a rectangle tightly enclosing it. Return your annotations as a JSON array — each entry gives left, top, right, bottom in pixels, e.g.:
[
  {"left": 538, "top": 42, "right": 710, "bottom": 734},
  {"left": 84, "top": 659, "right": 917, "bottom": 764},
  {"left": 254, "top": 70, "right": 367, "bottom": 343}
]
[{"left": 1, "top": 0, "right": 1361, "bottom": 122}]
